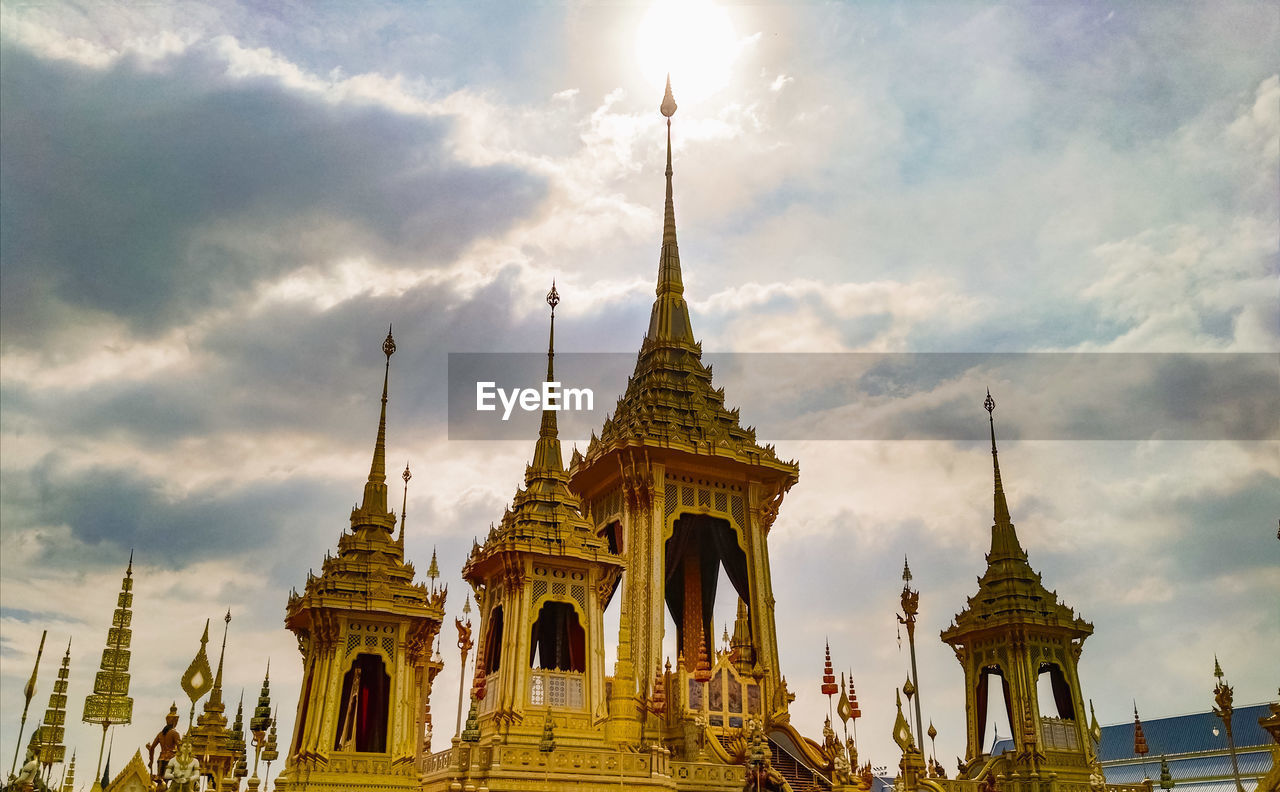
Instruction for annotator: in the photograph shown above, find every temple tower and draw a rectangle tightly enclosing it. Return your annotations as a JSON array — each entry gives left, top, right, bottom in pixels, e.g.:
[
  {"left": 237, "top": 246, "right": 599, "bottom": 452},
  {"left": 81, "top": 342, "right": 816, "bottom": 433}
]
[
  {"left": 461, "top": 284, "right": 625, "bottom": 749},
  {"left": 567, "top": 79, "right": 799, "bottom": 744},
  {"left": 941, "top": 392, "right": 1095, "bottom": 792},
  {"left": 274, "top": 330, "right": 446, "bottom": 792}
]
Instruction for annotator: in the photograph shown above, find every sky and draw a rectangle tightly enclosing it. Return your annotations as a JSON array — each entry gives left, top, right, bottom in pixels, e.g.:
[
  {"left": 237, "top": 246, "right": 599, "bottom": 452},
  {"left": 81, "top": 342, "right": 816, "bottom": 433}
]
[{"left": 1, "top": 0, "right": 1278, "bottom": 785}]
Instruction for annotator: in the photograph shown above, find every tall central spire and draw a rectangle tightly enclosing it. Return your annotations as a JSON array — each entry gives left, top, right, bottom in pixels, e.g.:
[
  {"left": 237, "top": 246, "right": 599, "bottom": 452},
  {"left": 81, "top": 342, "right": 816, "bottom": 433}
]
[
  {"left": 531, "top": 282, "right": 563, "bottom": 472},
  {"left": 358, "top": 328, "right": 396, "bottom": 523},
  {"left": 647, "top": 76, "right": 695, "bottom": 345},
  {"left": 985, "top": 390, "right": 1025, "bottom": 560}
]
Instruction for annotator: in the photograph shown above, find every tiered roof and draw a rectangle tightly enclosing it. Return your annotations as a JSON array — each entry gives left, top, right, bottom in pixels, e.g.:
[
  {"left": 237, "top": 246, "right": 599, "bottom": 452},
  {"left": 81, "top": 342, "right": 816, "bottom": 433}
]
[{"left": 570, "top": 78, "right": 797, "bottom": 485}]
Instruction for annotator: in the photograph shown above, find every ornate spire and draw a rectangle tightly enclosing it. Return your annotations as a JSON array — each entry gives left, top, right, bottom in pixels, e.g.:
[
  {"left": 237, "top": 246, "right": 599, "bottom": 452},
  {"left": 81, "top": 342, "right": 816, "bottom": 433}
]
[
  {"left": 398, "top": 462, "right": 412, "bottom": 547},
  {"left": 251, "top": 661, "right": 272, "bottom": 737},
  {"left": 648, "top": 76, "right": 695, "bottom": 345},
  {"left": 33, "top": 637, "right": 71, "bottom": 769},
  {"left": 531, "top": 282, "right": 563, "bottom": 472},
  {"left": 83, "top": 556, "right": 135, "bottom": 783},
  {"left": 1133, "top": 702, "right": 1149, "bottom": 756},
  {"left": 356, "top": 327, "right": 396, "bottom": 528},
  {"left": 210, "top": 610, "right": 231, "bottom": 710},
  {"left": 985, "top": 390, "right": 1023, "bottom": 559}
]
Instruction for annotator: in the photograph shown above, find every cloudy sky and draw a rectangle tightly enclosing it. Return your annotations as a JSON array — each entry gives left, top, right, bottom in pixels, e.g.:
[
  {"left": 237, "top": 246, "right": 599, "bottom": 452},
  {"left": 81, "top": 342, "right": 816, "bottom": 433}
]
[{"left": 1, "top": 0, "right": 1277, "bottom": 781}]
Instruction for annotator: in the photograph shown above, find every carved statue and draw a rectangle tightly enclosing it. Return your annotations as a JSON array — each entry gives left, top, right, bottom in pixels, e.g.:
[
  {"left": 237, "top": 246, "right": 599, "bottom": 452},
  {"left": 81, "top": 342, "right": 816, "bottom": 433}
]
[
  {"left": 147, "top": 703, "right": 183, "bottom": 785},
  {"left": 743, "top": 758, "right": 787, "bottom": 792},
  {"left": 833, "top": 748, "right": 855, "bottom": 786},
  {"left": 981, "top": 770, "right": 1000, "bottom": 792},
  {"left": 9, "top": 746, "right": 41, "bottom": 791},
  {"left": 1089, "top": 756, "right": 1109, "bottom": 792},
  {"left": 455, "top": 617, "right": 473, "bottom": 653},
  {"left": 823, "top": 716, "right": 841, "bottom": 761},
  {"left": 164, "top": 739, "right": 201, "bottom": 792}
]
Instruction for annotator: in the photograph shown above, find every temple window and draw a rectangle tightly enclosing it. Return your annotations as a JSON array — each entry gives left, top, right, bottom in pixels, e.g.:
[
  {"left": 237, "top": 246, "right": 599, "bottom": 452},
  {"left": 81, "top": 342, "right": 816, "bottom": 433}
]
[
  {"left": 977, "top": 664, "right": 1013, "bottom": 754},
  {"left": 1036, "top": 662, "right": 1076, "bottom": 720},
  {"left": 334, "top": 653, "right": 390, "bottom": 753},
  {"left": 529, "top": 601, "right": 585, "bottom": 673}
]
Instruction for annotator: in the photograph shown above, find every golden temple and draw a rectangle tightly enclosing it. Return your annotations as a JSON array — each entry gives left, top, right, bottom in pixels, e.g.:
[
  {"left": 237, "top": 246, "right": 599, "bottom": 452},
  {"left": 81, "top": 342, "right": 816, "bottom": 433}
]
[{"left": 4, "top": 82, "right": 1274, "bottom": 792}]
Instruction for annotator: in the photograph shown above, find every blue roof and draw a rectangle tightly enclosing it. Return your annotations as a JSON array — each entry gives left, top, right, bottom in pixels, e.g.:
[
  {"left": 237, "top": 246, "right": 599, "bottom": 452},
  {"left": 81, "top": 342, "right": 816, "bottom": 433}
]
[
  {"left": 1100, "top": 704, "right": 1276, "bottom": 760},
  {"left": 1104, "top": 749, "right": 1274, "bottom": 783}
]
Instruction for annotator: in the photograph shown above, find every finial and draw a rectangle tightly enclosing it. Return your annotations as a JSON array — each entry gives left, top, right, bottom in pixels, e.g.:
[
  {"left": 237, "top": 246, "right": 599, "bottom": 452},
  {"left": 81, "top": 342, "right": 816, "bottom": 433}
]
[
  {"left": 1213, "top": 655, "right": 1223, "bottom": 680},
  {"left": 358, "top": 328, "right": 396, "bottom": 523},
  {"left": 127, "top": 548, "right": 134, "bottom": 575},
  {"left": 427, "top": 547, "right": 440, "bottom": 582},
  {"left": 463, "top": 595, "right": 472, "bottom": 617},
  {"left": 661, "top": 74, "right": 678, "bottom": 118},
  {"left": 383, "top": 324, "right": 396, "bottom": 359},
  {"left": 985, "top": 389, "right": 1014, "bottom": 530},
  {"left": 532, "top": 281, "right": 564, "bottom": 471},
  {"left": 902, "top": 555, "right": 912, "bottom": 585}
]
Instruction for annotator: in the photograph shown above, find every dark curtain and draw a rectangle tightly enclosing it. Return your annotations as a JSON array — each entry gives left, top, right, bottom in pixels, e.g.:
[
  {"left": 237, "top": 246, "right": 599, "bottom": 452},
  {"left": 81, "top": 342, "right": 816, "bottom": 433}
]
[
  {"left": 976, "top": 672, "right": 988, "bottom": 752},
  {"left": 1001, "top": 674, "right": 1014, "bottom": 740},
  {"left": 358, "top": 655, "right": 390, "bottom": 752},
  {"left": 567, "top": 614, "right": 585, "bottom": 672},
  {"left": 663, "top": 518, "right": 697, "bottom": 653},
  {"left": 485, "top": 608, "right": 504, "bottom": 673},
  {"left": 530, "top": 602, "right": 585, "bottom": 672},
  {"left": 664, "top": 514, "right": 751, "bottom": 658},
  {"left": 1046, "top": 664, "right": 1075, "bottom": 720},
  {"left": 708, "top": 518, "right": 751, "bottom": 641}
]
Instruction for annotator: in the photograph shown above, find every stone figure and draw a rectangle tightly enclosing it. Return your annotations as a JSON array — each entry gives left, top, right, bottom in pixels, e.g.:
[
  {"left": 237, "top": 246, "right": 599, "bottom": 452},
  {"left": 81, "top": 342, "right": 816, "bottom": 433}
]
[{"left": 164, "top": 739, "right": 201, "bottom": 792}]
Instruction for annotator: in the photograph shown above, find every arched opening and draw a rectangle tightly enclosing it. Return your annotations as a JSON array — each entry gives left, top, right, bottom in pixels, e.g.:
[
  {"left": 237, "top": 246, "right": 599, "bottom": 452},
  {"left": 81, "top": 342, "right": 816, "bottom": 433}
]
[
  {"left": 483, "top": 607, "right": 504, "bottom": 674},
  {"left": 334, "top": 653, "right": 391, "bottom": 753},
  {"left": 529, "top": 601, "right": 585, "bottom": 673},
  {"left": 1036, "top": 662, "right": 1076, "bottom": 720},
  {"left": 663, "top": 514, "right": 750, "bottom": 671},
  {"left": 976, "top": 665, "right": 1013, "bottom": 755}
]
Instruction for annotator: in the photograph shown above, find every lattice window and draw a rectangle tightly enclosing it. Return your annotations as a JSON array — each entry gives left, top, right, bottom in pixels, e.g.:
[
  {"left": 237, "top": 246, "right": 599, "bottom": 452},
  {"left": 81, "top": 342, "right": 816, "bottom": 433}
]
[
  {"left": 682, "top": 486, "right": 694, "bottom": 507},
  {"left": 532, "top": 579, "right": 548, "bottom": 601},
  {"left": 549, "top": 675, "right": 566, "bottom": 705},
  {"left": 715, "top": 491, "right": 728, "bottom": 512},
  {"left": 665, "top": 484, "right": 677, "bottom": 517},
  {"left": 530, "top": 674, "right": 545, "bottom": 707},
  {"left": 571, "top": 585, "right": 586, "bottom": 611},
  {"left": 731, "top": 496, "right": 745, "bottom": 527},
  {"left": 698, "top": 488, "right": 711, "bottom": 508},
  {"left": 346, "top": 634, "right": 361, "bottom": 655},
  {"left": 381, "top": 637, "right": 395, "bottom": 656},
  {"left": 552, "top": 581, "right": 566, "bottom": 596}
]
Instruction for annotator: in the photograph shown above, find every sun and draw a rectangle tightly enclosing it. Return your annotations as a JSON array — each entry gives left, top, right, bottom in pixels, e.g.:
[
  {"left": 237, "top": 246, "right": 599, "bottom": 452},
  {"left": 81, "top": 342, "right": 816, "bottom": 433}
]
[{"left": 636, "top": 0, "right": 739, "bottom": 105}]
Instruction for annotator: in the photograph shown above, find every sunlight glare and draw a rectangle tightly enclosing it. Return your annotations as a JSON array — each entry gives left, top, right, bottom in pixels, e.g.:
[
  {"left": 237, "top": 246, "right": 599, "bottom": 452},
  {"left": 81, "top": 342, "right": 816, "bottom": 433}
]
[{"left": 636, "top": 0, "right": 738, "bottom": 104}]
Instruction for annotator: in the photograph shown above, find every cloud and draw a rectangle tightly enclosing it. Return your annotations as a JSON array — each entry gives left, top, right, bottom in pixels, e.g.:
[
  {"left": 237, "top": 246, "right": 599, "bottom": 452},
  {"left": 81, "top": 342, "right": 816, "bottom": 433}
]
[{"left": 0, "top": 42, "right": 546, "bottom": 345}]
